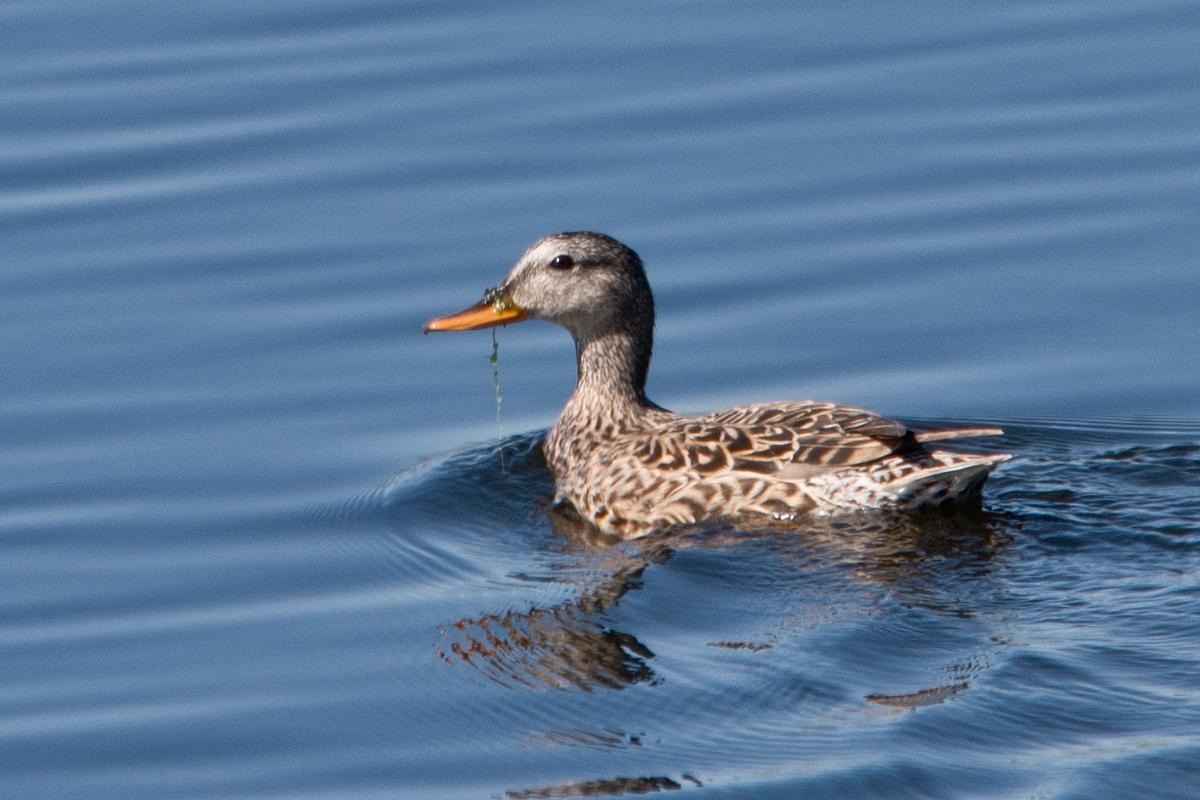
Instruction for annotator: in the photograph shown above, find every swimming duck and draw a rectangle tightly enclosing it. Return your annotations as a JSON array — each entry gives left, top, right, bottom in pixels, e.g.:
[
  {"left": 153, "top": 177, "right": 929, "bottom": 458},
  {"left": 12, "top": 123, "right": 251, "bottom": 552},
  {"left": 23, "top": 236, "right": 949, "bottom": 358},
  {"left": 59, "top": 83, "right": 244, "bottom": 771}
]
[{"left": 425, "top": 232, "right": 1009, "bottom": 539}]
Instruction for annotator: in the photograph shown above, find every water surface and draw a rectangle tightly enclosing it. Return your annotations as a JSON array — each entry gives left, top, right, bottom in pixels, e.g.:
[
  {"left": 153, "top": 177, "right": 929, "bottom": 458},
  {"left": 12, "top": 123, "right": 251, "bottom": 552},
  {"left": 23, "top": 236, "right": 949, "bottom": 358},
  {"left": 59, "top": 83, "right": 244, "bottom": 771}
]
[{"left": 2, "top": 2, "right": 1198, "bottom": 798}]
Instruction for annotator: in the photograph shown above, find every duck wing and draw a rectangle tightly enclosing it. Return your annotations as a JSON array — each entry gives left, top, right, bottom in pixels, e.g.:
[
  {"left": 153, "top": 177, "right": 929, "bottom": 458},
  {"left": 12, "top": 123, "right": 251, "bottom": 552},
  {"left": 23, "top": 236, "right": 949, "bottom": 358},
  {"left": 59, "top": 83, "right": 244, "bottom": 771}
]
[
  {"left": 630, "top": 402, "right": 911, "bottom": 480},
  {"left": 703, "top": 401, "right": 909, "bottom": 441}
]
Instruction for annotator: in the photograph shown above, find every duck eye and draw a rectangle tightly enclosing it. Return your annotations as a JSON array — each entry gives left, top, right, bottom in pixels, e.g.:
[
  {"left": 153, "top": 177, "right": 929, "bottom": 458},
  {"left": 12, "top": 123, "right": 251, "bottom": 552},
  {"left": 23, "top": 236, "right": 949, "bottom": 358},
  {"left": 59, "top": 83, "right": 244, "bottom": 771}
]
[{"left": 549, "top": 254, "right": 574, "bottom": 270}]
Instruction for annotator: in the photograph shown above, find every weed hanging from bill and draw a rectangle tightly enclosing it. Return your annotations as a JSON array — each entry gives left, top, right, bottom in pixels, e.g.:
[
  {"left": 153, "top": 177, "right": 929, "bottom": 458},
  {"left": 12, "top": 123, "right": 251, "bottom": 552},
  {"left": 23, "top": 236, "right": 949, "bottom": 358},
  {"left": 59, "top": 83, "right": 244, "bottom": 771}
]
[{"left": 490, "top": 326, "right": 505, "bottom": 472}]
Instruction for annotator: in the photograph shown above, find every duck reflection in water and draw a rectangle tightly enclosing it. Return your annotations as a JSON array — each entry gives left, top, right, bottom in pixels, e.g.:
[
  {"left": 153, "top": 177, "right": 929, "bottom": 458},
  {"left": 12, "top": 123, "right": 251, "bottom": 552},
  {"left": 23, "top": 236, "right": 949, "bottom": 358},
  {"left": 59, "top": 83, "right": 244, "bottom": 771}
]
[
  {"left": 437, "top": 536, "right": 670, "bottom": 692},
  {"left": 438, "top": 495, "right": 1014, "bottom": 694}
]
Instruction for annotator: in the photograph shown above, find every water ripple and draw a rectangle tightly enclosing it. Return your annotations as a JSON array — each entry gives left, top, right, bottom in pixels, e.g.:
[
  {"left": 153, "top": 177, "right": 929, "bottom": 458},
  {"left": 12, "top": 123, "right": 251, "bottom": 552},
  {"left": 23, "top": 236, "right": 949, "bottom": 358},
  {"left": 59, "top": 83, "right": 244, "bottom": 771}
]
[{"left": 4, "top": 1, "right": 1200, "bottom": 797}]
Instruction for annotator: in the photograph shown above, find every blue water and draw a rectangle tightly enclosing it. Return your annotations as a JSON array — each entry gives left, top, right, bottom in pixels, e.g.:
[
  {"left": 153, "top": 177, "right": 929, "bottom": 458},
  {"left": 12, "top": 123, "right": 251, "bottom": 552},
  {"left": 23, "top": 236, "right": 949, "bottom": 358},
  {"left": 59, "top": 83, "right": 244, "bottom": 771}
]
[{"left": 2, "top": 2, "right": 1199, "bottom": 798}]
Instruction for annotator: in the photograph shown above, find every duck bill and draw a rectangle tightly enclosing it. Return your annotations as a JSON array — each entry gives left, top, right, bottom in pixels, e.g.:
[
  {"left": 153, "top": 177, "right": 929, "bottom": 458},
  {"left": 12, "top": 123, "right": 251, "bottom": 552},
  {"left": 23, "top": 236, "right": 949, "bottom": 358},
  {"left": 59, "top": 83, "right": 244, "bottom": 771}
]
[{"left": 423, "top": 298, "right": 530, "bottom": 333}]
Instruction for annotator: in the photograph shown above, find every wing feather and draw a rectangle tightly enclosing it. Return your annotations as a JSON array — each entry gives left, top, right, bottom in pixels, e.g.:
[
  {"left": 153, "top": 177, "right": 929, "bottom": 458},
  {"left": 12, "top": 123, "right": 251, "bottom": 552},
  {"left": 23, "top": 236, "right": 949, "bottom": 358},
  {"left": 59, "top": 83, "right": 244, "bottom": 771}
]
[{"left": 628, "top": 401, "right": 913, "bottom": 479}]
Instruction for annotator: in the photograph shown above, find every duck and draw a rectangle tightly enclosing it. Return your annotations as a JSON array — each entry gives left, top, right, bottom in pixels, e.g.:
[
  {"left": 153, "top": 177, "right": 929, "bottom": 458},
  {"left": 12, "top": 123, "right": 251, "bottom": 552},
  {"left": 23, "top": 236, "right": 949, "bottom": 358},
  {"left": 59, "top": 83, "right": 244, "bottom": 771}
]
[{"left": 425, "top": 232, "right": 1010, "bottom": 539}]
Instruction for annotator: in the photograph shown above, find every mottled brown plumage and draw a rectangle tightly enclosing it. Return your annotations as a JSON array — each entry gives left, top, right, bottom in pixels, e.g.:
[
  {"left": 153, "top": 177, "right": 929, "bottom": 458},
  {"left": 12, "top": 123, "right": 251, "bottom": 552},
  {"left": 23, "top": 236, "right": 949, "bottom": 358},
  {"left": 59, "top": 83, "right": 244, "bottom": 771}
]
[{"left": 426, "top": 232, "right": 1010, "bottom": 538}]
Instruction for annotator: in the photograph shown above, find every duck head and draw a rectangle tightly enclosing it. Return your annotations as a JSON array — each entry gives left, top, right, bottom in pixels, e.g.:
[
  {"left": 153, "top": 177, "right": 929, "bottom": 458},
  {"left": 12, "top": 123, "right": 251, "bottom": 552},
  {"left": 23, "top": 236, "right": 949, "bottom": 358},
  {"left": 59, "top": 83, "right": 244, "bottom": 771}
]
[{"left": 423, "top": 231, "right": 654, "bottom": 343}]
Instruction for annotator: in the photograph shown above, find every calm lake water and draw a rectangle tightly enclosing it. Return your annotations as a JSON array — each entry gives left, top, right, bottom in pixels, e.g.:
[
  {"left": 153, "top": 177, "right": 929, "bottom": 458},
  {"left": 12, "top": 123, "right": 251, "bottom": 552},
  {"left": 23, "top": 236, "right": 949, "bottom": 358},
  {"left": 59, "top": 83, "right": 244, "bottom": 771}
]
[{"left": 3, "top": 2, "right": 1199, "bottom": 798}]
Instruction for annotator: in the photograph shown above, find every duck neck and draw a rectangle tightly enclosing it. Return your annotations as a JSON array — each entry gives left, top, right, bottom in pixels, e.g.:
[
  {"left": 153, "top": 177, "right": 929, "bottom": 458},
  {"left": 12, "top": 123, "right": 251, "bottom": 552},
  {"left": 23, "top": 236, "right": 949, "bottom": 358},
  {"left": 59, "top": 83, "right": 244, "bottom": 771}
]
[{"left": 565, "top": 325, "right": 654, "bottom": 423}]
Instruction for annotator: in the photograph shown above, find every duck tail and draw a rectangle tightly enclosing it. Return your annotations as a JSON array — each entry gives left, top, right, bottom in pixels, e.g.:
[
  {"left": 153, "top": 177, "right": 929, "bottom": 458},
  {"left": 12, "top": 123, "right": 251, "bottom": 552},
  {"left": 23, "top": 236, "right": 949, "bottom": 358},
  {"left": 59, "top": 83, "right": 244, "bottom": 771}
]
[
  {"left": 913, "top": 426, "right": 1004, "bottom": 443},
  {"left": 888, "top": 451, "right": 1012, "bottom": 506}
]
